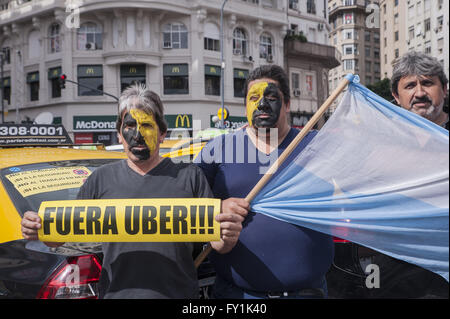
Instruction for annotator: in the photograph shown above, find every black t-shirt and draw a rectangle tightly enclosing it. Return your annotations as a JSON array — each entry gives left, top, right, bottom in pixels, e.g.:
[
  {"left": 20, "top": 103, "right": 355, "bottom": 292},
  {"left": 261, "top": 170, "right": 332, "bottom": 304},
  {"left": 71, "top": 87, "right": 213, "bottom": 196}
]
[{"left": 77, "top": 158, "right": 213, "bottom": 299}]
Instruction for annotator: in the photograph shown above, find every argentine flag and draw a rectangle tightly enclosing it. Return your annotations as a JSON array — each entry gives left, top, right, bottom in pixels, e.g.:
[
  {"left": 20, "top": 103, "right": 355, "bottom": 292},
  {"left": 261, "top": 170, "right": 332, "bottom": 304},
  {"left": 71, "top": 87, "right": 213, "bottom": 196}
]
[{"left": 251, "top": 75, "right": 449, "bottom": 281}]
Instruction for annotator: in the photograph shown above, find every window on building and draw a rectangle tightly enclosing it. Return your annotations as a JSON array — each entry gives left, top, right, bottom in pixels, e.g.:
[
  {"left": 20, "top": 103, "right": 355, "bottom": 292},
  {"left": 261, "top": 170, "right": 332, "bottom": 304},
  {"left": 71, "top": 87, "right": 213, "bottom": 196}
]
[
  {"left": 120, "top": 64, "right": 146, "bottom": 92},
  {"left": 343, "top": 59, "right": 355, "bottom": 71},
  {"left": 77, "top": 65, "right": 103, "bottom": 96},
  {"left": 28, "top": 29, "right": 40, "bottom": 59},
  {"left": 425, "top": 41, "right": 431, "bottom": 54},
  {"left": 395, "top": 48, "right": 399, "bottom": 58},
  {"left": 163, "top": 64, "right": 189, "bottom": 95},
  {"left": 162, "top": 23, "right": 188, "bottom": 49},
  {"left": 365, "top": 60, "right": 371, "bottom": 72},
  {"left": 205, "top": 65, "right": 221, "bottom": 96},
  {"left": 48, "top": 67, "right": 62, "bottom": 98},
  {"left": 343, "top": 44, "right": 357, "bottom": 55},
  {"left": 1, "top": 46, "right": 10, "bottom": 64},
  {"left": 49, "top": 23, "right": 61, "bottom": 53},
  {"left": 289, "top": 0, "right": 299, "bottom": 10},
  {"left": 204, "top": 22, "right": 220, "bottom": 52},
  {"left": 394, "top": 13, "right": 398, "bottom": 24},
  {"left": 259, "top": 33, "right": 273, "bottom": 59},
  {"left": 365, "top": 31, "right": 371, "bottom": 41},
  {"left": 27, "top": 71, "right": 39, "bottom": 101},
  {"left": 344, "top": 13, "right": 354, "bottom": 25},
  {"left": 2, "top": 77, "right": 10, "bottom": 106},
  {"left": 233, "top": 69, "right": 248, "bottom": 98},
  {"left": 77, "top": 22, "right": 103, "bottom": 50},
  {"left": 394, "top": 31, "right": 399, "bottom": 41},
  {"left": 307, "top": 0, "right": 316, "bottom": 14},
  {"left": 374, "top": 48, "right": 380, "bottom": 59},
  {"left": 409, "top": 26, "right": 415, "bottom": 40},
  {"left": 425, "top": 18, "right": 431, "bottom": 32},
  {"left": 233, "top": 28, "right": 247, "bottom": 55},
  {"left": 437, "top": 38, "right": 444, "bottom": 54},
  {"left": 365, "top": 46, "right": 371, "bottom": 57},
  {"left": 374, "top": 62, "right": 380, "bottom": 73}
]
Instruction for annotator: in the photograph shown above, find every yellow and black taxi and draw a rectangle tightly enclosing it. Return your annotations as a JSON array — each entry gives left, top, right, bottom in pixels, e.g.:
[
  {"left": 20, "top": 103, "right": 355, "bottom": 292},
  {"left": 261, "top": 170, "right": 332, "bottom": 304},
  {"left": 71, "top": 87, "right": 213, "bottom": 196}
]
[{"left": 0, "top": 123, "right": 128, "bottom": 298}]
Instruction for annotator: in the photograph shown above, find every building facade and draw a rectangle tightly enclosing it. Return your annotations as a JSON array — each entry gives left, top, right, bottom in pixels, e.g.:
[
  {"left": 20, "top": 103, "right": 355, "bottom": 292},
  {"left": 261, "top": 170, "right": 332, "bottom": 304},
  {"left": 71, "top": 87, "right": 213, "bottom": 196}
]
[
  {"left": 380, "top": 0, "right": 449, "bottom": 81},
  {"left": 1, "top": 0, "right": 339, "bottom": 143}
]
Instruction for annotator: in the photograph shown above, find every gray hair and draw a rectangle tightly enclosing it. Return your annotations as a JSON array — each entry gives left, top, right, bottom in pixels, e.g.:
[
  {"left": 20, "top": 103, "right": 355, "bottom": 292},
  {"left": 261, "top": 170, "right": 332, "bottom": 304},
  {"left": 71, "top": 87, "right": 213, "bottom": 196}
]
[
  {"left": 116, "top": 83, "right": 167, "bottom": 134},
  {"left": 392, "top": 51, "right": 448, "bottom": 96}
]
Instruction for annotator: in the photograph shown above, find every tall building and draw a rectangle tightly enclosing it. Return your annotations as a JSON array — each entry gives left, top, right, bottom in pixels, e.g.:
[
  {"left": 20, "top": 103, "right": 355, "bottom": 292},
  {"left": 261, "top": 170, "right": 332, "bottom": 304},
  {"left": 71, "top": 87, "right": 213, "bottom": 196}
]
[
  {"left": 380, "top": 0, "right": 449, "bottom": 81},
  {"left": 327, "top": 0, "right": 381, "bottom": 91},
  {"left": 0, "top": 0, "right": 339, "bottom": 143},
  {"left": 286, "top": 0, "right": 340, "bottom": 128}
]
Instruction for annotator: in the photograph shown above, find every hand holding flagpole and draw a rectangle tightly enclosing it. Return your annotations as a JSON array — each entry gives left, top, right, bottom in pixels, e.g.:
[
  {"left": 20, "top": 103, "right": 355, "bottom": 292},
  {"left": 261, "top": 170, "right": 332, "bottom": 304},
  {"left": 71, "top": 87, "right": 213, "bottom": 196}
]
[{"left": 194, "top": 75, "right": 353, "bottom": 268}]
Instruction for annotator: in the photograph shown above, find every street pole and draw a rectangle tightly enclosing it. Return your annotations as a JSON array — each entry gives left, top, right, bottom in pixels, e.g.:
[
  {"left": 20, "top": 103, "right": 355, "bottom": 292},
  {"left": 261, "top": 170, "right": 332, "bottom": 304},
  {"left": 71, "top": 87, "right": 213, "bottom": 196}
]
[
  {"left": 220, "top": 0, "right": 228, "bottom": 129},
  {"left": 0, "top": 52, "right": 4, "bottom": 124}
]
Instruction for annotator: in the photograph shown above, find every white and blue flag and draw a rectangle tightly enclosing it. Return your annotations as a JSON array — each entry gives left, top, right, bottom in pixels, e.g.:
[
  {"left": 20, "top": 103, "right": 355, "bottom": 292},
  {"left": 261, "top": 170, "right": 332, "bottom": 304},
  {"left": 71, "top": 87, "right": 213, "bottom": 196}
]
[{"left": 251, "top": 75, "right": 449, "bottom": 281}]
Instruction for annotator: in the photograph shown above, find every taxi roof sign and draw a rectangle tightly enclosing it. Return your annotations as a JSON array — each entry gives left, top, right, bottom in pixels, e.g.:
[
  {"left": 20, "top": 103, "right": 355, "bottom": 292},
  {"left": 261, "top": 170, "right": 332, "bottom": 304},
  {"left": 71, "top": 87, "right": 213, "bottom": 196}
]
[{"left": 0, "top": 123, "right": 73, "bottom": 147}]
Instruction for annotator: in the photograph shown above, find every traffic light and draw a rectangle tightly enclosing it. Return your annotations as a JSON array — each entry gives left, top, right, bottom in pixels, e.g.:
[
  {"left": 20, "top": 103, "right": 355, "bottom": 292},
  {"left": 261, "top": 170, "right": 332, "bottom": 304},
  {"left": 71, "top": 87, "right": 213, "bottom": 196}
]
[{"left": 59, "top": 74, "right": 66, "bottom": 89}]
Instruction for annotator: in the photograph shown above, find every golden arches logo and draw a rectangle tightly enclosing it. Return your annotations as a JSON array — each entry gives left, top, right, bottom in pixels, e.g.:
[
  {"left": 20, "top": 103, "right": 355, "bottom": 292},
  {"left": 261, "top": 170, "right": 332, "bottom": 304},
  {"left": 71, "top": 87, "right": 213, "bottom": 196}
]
[{"left": 175, "top": 114, "right": 190, "bottom": 128}]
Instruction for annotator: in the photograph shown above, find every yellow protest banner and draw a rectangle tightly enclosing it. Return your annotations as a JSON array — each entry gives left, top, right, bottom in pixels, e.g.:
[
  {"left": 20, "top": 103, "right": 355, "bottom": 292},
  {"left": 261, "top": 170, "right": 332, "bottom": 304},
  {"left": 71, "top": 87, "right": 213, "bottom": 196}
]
[
  {"left": 38, "top": 198, "right": 221, "bottom": 242},
  {"left": 5, "top": 167, "right": 91, "bottom": 198}
]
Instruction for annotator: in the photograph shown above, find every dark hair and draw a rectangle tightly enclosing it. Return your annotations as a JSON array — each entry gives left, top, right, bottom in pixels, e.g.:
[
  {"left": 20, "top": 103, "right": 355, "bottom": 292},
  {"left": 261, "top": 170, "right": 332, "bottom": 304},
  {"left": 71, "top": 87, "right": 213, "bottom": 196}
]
[
  {"left": 392, "top": 51, "right": 448, "bottom": 96},
  {"left": 244, "top": 64, "right": 290, "bottom": 105},
  {"left": 116, "top": 84, "right": 168, "bottom": 134}
]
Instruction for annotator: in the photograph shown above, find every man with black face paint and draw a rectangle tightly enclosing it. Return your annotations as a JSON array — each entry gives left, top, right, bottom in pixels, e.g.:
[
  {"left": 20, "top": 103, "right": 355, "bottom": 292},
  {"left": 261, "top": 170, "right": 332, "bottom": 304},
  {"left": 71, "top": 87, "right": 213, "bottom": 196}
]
[
  {"left": 195, "top": 65, "right": 334, "bottom": 299},
  {"left": 21, "top": 84, "right": 247, "bottom": 299}
]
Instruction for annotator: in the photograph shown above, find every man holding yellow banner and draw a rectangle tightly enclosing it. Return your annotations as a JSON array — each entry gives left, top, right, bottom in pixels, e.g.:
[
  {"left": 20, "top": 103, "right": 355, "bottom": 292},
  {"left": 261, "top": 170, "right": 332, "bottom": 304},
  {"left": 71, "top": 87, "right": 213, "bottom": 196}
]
[{"left": 21, "top": 84, "right": 248, "bottom": 299}]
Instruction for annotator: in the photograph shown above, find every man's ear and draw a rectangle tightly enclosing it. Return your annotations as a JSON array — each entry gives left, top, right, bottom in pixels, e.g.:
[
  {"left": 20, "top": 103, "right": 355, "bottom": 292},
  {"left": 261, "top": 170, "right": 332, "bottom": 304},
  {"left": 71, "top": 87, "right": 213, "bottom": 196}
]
[
  {"left": 159, "top": 131, "right": 167, "bottom": 143},
  {"left": 117, "top": 131, "right": 123, "bottom": 144},
  {"left": 392, "top": 91, "right": 401, "bottom": 105},
  {"left": 285, "top": 100, "right": 291, "bottom": 113}
]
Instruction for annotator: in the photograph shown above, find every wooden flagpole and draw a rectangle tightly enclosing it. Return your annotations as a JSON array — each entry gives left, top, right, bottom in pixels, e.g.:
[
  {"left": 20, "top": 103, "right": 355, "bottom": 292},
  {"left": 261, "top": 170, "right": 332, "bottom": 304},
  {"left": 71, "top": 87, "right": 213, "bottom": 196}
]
[{"left": 194, "top": 76, "right": 352, "bottom": 268}]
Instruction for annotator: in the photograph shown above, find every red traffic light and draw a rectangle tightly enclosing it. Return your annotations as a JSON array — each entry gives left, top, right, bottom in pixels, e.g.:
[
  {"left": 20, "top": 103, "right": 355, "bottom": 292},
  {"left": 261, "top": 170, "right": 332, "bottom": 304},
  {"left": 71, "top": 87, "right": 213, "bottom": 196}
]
[
  {"left": 59, "top": 74, "right": 66, "bottom": 89},
  {"left": 60, "top": 74, "right": 66, "bottom": 80}
]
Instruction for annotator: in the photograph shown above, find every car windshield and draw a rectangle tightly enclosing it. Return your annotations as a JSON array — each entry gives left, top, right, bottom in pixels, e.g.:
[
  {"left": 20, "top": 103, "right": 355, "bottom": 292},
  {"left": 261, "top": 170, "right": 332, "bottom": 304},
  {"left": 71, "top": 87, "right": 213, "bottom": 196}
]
[{"left": 0, "top": 159, "right": 122, "bottom": 217}]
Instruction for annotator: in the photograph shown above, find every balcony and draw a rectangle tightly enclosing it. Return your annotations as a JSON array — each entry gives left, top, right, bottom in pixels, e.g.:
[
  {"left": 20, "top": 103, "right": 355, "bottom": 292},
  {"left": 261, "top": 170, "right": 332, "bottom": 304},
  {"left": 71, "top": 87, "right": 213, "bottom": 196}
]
[{"left": 284, "top": 38, "right": 341, "bottom": 69}]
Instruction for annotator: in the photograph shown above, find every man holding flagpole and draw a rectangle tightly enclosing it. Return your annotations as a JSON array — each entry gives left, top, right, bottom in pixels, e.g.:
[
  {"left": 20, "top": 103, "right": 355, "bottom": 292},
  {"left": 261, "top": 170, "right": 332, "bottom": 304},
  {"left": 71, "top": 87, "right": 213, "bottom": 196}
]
[
  {"left": 391, "top": 51, "right": 448, "bottom": 129},
  {"left": 195, "top": 65, "right": 334, "bottom": 299}
]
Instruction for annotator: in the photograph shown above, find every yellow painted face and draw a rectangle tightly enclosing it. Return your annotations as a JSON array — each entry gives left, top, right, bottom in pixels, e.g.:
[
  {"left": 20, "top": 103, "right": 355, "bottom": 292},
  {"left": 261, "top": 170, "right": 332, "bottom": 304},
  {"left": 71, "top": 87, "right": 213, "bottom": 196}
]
[
  {"left": 246, "top": 81, "right": 268, "bottom": 127},
  {"left": 129, "top": 108, "right": 158, "bottom": 155}
]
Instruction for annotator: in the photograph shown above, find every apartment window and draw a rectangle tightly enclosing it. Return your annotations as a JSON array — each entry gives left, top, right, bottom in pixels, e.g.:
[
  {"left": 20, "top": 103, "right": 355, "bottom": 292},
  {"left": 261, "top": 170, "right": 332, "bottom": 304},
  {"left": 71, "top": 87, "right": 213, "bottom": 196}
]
[
  {"left": 374, "top": 62, "right": 380, "bottom": 73},
  {"left": 49, "top": 23, "right": 61, "bottom": 53},
  {"left": 120, "top": 64, "right": 146, "bottom": 92},
  {"left": 365, "top": 31, "right": 371, "bottom": 42},
  {"left": 77, "top": 65, "right": 103, "bottom": 96},
  {"left": 365, "top": 46, "right": 371, "bottom": 57},
  {"left": 1, "top": 46, "right": 10, "bottom": 64},
  {"left": 291, "top": 72, "right": 300, "bottom": 91},
  {"left": 425, "top": 18, "right": 431, "bottom": 32},
  {"left": 233, "top": 28, "right": 247, "bottom": 55},
  {"left": 374, "top": 48, "right": 380, "bottom": 59},
  {"left": 344, "top": 13, "right": 354, "bottom": 25},
  {"left": 343, "top": 44, "right": 357, "bottom": 55},
  {"left": 259, "top": 33, "right": 273, "bottom": 59},
  {"left": 409, "top": 26, "right": 415, "bottom": 40},
  {"left": 48, "top": 67, "right": 62, "bottom": 98},
  {"left": 437, "top": 16, "right": 444, "bottom": 31},
  {"left": 395, "top": 0, "right": 398, "bottom": 6},
  {"left": 408, "top": 5, "right": 415, "bottom": 19},
  {"left": 395, "top": 48, "right": 399, "bottom": 58},
  {"left": 344, "top": 0, "right": 354, "bottom": 5},
  {"left": 394, "top": 13, "right": 398, "bottom": 24},
  {"left": 343, "top": 59, "right": 356, "bottom": 71},
  {"left": 394, "top": 31, "right": 399, "bottom": 42},
  {"left": 425, "top": 41, "right": 431, "bottom": 54},
  {"left": 437, "top": 38, "right": 444, "bottom": 54},
  {"left": 234, "top": 68, "right": 248, "bottom": 98},
  {"left": 27, "top": 71, "right": 39, "bottom": 101},
  {"left": 343, "top": 29, "right": 356, "bottom": 40},
  {"left": 204, "top": 22, "right": 220, "bottom": 52},
  {"left": 205, "top": 65, "right": 221, "bottom": 96},
  {"left": 162, "top": 23, "right": 188, "bottom": 49},
  {"left": 307, "top": 0, "right": 316, "bottom": 14},
  {"left": 2, "top": 77, "right": 10, "bottom": 105},
  {"left": 365, "top": 60, "right": 371, "bottom": 72},
  {"left": 77, "top": 22, "right": 103, "bottom": 50},
  {"left": 289, "top": 0, "right": 299, "bottom": 9},
  {"left": 163, "top": 64, "right": 189, "bottom": 95}
]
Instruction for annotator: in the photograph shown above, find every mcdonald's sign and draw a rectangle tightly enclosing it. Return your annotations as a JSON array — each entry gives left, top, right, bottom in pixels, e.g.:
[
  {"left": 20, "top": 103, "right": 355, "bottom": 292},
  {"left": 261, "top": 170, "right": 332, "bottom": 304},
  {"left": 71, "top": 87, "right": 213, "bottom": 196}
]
[
  {"left": 176, "top": 114, "right": 190, "bottom": 128},
  {"left": 164, "top": 114, "right": 192, "bottom": 129},
  {"left": 78, "top": 65, "right": 103, "bottom": 77}
]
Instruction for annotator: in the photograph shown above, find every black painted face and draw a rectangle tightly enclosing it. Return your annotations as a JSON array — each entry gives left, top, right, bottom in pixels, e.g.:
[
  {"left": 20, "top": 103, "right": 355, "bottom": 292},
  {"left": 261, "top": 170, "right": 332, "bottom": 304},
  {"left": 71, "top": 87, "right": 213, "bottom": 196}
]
[
  {"left": 247, "top": 82, "right": 283, "bottom": 128},
  {"left": 120, "top": 112, "right": 150, "bottom": 160}
]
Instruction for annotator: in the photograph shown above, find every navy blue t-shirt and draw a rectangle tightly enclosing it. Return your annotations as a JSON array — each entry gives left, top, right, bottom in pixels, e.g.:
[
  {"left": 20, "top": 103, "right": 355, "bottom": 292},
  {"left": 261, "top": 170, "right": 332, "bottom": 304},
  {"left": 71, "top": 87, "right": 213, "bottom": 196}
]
[{"left": 195, "top": 127, "right": 334, "bottom": 292}]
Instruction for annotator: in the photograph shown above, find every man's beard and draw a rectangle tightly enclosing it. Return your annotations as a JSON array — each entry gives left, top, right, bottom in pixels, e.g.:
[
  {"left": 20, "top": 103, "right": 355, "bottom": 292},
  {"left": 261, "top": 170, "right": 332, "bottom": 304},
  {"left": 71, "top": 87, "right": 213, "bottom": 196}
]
[{"left": 129, "top": 145, "right": 151, "bottom": 160}]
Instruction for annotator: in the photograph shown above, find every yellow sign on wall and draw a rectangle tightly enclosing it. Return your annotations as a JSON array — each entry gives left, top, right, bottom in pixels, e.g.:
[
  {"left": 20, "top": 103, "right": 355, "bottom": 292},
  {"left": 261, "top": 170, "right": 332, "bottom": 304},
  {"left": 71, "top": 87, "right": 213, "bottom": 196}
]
[{"left": 38, "top": 198, "right": 221, "bottom": 242}]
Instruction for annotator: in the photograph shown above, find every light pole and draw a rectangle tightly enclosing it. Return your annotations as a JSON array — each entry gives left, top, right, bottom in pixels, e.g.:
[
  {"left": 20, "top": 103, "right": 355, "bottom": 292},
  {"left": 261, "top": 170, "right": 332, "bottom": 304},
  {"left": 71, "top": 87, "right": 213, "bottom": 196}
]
[
  {"left": 220, "top": 0, "right": 228, "bottom": 129},
  {"left": 0, "top": 51, "right": 4, "bottom": 124}
]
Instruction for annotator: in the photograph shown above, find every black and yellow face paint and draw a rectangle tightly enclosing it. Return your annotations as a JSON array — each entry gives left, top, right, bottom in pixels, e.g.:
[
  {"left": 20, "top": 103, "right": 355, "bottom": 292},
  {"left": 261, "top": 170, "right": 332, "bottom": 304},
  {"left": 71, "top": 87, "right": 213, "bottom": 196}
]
[
  {"left": 246, "top": 81, "right": 283, "bottom": 128},
  {"left": 121, "top": 109, "right": 158, "bottom": 160}
]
